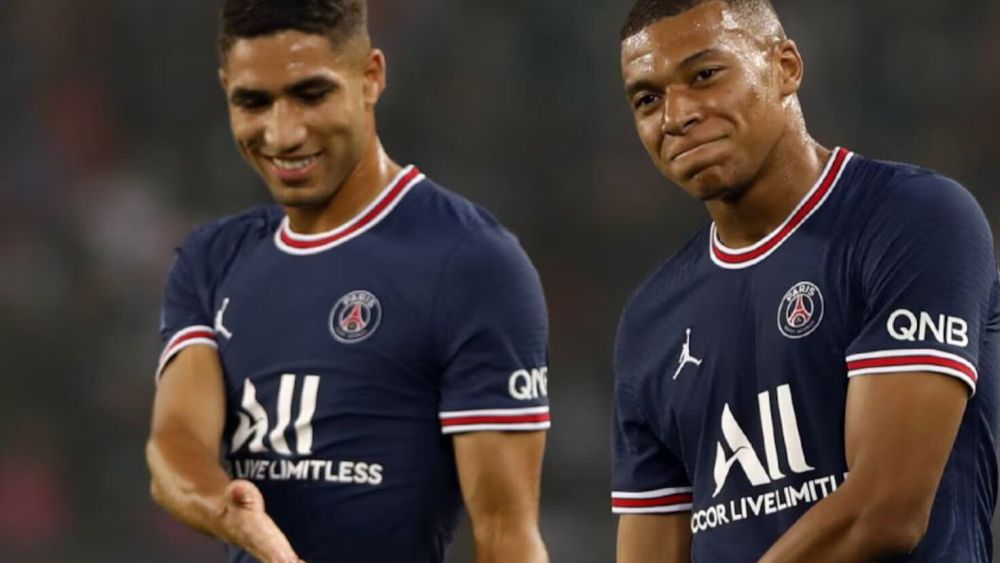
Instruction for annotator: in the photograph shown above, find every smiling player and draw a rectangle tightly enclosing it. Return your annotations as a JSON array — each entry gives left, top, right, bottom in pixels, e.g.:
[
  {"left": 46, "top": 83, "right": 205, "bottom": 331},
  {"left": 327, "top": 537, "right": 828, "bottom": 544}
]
[
  {"left": 145, "top": 2, "right": 551, "bottom": 562},
  {"left": 611, "top": 1, "right": 1000, "bottom": 561}
]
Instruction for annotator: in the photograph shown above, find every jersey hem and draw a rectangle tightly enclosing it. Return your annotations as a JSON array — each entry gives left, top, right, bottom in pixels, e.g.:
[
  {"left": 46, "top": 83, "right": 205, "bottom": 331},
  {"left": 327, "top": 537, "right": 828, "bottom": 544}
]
[
  {"left": 156, "top": 325, "right": 217, "bottom": 382},
  {"left": 611, "top": 487, "right": 694, "bottom": 513},
  {"left": 846, "top": 349, "right": 977, "bottom": 395},
  {"left": 439, "top": 406, "right": 551, "bottom": 434},
  {"left": 612, "top": 504, "right": 693, "bottom": 515}
]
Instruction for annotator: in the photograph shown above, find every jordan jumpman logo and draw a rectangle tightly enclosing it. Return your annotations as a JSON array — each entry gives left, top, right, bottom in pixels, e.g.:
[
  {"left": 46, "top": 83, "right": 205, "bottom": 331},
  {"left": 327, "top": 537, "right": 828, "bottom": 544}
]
[{"left": 672, "top": 328, "right": 703, "bottom": 380}]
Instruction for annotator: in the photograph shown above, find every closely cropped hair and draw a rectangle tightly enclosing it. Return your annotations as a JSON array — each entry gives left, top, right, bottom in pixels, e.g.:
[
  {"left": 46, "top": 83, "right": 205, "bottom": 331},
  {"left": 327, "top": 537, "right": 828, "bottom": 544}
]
[
  {"left": 219, "top": 0, "right": 367, "bottom": 58},
  {"left": 620, "top": 0, "right": 783, "bottom": 41}
]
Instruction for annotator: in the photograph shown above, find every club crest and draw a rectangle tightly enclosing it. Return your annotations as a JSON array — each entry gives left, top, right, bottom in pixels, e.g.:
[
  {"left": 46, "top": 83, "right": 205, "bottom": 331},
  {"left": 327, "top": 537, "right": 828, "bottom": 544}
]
[
  {"left": 330, "top": 290, "right": 382, "bottom": 344},
  {"left": 778, "top": 282, "right": 824, "bottom": 339}
]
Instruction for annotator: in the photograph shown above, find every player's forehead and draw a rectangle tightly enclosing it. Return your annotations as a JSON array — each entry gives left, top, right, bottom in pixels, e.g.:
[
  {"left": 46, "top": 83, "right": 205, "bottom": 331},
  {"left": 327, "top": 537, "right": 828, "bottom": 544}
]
[
  {"left": 223, "top": 30, "right": 351, "bottom": 90},
  {"left": 620, "top": 2, "right": 748, "bottom": 81}
]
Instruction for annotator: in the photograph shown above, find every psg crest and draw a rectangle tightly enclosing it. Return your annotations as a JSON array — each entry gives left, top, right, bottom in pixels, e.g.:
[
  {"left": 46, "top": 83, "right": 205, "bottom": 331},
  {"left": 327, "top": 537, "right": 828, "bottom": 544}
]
[
  {"left": 778, "top": 282, "right": 824, "bottom": 339},
  {"left": 330, "top": 290, "right": 382, "bottom": 344}
]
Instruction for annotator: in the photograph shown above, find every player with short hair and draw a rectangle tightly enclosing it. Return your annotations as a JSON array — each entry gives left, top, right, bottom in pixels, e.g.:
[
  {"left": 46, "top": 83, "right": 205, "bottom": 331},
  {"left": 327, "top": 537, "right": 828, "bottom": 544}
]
[
  {"left": 611, "top": 0, "right": 999, "bottom": 561},
  {"left": 145, "top": 2, "right": 551, "bottom": 562}
]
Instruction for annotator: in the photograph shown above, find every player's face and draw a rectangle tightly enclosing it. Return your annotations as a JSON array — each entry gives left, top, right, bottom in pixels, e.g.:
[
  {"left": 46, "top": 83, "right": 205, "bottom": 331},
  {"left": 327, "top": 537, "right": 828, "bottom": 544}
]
[
  {"left": 221, "top": 31, "right": 386, "bottom": 208},
  {"left": 621, "top": 2, "right": 795, "bottom": 201}
]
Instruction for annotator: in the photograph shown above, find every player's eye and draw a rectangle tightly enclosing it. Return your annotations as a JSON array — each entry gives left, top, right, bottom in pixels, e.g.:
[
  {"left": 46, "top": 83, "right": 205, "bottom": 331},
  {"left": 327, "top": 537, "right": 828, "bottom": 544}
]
[
  {"left": 693, "top": 67, "right": 723, "bottom": 84},
  {"left": 232, "top": 93, "right": 272, "bottom": 111},
  {"left": 297, "top": 88, "right": 332, "bottom": 105},
  {"left": 633, "top": 93, "right": 659, "bottom": 110}
]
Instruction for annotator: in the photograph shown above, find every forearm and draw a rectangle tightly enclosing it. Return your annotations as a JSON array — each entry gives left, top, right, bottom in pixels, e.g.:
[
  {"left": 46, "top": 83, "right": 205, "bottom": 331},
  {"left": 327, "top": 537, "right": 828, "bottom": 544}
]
[
  {"left": 146, "top": 432, "right": 231, "bottom": 537},
  {"left": 617, "top": 514, "right": 692, "bottom": 563},
  {"left": 473, "top": 524, "right": 548, "bottom": 563},
  {"left": 759, "top": 480, "right": 922, "bottom": 562}
]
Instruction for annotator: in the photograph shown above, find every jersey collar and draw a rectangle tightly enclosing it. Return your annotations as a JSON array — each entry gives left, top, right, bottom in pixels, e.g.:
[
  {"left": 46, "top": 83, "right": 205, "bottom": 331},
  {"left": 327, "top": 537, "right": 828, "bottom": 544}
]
[
  {"left": 274, "top": 165, "right": 425, "bottom": 256},
  {"left": 709, "top": 147, "right": 853, "bottom": 270}
]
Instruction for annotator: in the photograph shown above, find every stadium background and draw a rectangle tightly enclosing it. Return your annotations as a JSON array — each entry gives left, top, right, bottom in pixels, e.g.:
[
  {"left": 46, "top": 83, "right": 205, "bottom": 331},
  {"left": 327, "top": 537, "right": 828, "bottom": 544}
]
[{"left": 1, "top": 0, "right": 998, "bottom": 561}]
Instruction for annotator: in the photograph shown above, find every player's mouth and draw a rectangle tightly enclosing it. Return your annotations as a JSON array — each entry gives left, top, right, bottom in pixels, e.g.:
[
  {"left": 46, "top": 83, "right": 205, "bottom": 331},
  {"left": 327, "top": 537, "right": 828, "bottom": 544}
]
[
  {"left": 668, "top": 137, "right": 726, "bottom": 163},
  {"left": 264, "top": 153, "right": 323, "bottom": 184}
]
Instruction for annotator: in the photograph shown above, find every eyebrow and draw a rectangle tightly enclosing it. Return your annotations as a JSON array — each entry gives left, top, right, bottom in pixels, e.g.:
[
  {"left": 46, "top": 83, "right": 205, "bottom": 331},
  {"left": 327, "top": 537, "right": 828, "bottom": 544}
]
[
  {"left": 624, "top": 48, "right": 726, "bottom": 97},
  {"left": 625, "top": 78, "right": 661, "bottom": 99},
  {"left": 678, "top": 48, "right": 724, "bottom": 69},
  {"left": 229, "top": 76, "right": 338, "bottom": 103},
  {"left": 286, "top": 77, "right": 337, "bottom": 96}
]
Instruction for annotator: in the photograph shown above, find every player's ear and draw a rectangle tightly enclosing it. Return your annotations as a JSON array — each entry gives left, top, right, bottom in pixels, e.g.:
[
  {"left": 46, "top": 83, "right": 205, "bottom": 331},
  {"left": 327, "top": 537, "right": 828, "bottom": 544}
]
[
  {"left": 362, "top": 48, "right": 387, "bottom": 107},
  {"left": 775, "top": 39, "right": 804, "bottom": 97}
]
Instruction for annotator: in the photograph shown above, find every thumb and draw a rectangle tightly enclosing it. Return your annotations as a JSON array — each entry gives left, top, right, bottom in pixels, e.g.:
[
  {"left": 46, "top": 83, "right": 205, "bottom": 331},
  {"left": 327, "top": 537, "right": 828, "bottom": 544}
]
[{"left": 226, "top": 479, "right": 264, "bottom": 510}]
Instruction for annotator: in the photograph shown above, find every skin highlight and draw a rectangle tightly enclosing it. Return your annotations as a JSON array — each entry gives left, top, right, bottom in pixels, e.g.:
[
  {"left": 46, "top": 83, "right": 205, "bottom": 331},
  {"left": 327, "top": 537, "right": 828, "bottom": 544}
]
[
  {"left": 620, "top": 1, "right": 830, "bottom": 248},
  {"left": 220, "top": 30, "right": 401, "bottom": 235}
]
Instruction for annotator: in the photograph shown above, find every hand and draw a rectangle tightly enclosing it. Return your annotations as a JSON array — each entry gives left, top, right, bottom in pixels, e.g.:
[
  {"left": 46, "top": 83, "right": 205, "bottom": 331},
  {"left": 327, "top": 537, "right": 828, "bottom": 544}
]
[{"left": 218, "top": 479, "right": 305, "bottom": 563}]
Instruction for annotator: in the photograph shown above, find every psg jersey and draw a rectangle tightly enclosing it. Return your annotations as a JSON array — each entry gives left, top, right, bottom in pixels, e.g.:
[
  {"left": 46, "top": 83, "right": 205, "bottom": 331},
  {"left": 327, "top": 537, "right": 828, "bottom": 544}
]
[
  {"left": 157, "top": 166, "right": 551, "bottom": 563},
  {"left": 611, "top": 148, "right": 1000, "bottom": 561}
]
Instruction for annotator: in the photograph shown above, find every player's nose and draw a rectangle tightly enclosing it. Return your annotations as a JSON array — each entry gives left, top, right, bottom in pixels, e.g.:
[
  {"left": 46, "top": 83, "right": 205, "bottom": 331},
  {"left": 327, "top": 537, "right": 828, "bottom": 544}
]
[
  {"left": 661, "top": 88, "right": 701, "bottom": 136},
  {"left": 262, "top": 100, "right": 308, "bottom": 152}
]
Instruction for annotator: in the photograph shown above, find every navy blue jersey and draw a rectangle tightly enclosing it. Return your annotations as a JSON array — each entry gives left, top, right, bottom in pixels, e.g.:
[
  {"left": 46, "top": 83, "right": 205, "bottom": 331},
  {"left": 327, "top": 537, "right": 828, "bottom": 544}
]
[
  {"left": 157, "top": 166, "right": 550, "bottom": 563},
  {"left": 612, "top": 148, "right": 1000, "bottom": 561}
]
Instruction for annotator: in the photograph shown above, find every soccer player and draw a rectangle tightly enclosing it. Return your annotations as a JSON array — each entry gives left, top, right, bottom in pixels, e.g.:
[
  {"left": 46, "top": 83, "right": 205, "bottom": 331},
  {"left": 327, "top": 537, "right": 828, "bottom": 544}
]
[
  {"left": 145, "top": 2, "right": 551, "bottom": 562},
  {"left": 611, "top": 1, "right": 999, "bottom": 561}
]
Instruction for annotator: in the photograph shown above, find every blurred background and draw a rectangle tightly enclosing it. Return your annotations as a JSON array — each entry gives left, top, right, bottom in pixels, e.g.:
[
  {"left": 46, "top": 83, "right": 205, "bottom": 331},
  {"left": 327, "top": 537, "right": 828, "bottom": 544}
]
[{"left": 1, "top": 0, "right": 998, "bottom": 561}]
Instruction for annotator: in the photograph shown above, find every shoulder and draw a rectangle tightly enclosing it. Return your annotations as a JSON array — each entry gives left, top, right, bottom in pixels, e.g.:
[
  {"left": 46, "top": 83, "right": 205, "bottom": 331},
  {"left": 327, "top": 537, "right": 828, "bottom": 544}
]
[
  {"left": 406, "top": 175, "right": 511, "bottom": 236},
  {"left": 845, "top": 155, "right": 988, "bottom": 232},
  {"left": 620, "top": 229, "right": 709, "bottom": 334},
  {"left": 410, "top": 175, "right": 538, "bottom": 277},
  {"left": 616, "top": 229, "right": 709, "bottom": 372},
  {"left": 176, "top": 204, "right": 280, "bottom": 270}
]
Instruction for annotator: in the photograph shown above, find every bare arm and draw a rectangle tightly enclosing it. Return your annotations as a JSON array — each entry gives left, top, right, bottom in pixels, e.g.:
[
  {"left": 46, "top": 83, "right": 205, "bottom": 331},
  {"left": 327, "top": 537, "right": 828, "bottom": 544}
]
[
  {"left": 759, "top": 372, "right": 968, "bottom": 562},
  {"left": 617, "top": 514, "right": 692, "bottom": 563},
  {"left": 453, "top": 431, "right": 549, "bottom": 563},
  {"left": 146, "top": 345, "right": 303, "bottom": 563}
]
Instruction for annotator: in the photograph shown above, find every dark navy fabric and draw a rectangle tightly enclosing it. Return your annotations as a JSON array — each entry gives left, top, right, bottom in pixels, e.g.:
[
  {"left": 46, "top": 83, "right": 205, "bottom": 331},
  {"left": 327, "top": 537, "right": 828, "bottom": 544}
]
[
  {"left": 612, "top": 150, "right": 999, "bottom": 562},
  {"left": 158, "top": 172, "right": 549, "bottom": 563}
]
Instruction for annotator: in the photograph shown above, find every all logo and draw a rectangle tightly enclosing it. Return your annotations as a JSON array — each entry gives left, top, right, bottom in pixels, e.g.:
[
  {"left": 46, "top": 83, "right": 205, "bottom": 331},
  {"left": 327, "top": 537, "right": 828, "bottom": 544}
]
[
  {"left": 231, "top": 374, "right": 319, "bottom": 456},
  {"left": 713, "top": 384, "right": 814, "bottom": 497},
  {"left": 778, "top": 282, "right": 824, "bottom": 339},
  {"left": 330, "top": 290, "right": 382, "bottom": 344}
]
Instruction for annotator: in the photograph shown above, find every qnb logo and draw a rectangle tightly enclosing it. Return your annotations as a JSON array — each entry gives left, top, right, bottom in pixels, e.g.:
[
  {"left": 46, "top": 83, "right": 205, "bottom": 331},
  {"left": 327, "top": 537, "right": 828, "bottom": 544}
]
[
  {"left": 713, "top": 384, "right": 814, "bottom": 497},
  {"left": 509, "top": 367, "right": 548, "bottom": 400},
  {"left": 887, "top": 309, "right": 969, "bottom": 348},
  {"left": 231, "top": 374, "right": 320, "bottom": 456}
]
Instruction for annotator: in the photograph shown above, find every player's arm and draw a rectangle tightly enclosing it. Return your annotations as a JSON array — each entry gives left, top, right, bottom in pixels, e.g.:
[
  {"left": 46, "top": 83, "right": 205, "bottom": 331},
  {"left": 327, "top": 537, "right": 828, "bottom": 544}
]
[
  {"left": 758, "top": 372, "right": 967, "bottom": 562},
  {"left": 617, "top": 514, "right": 691, "bottom": 563},
  {"left": 454, "top": 430, "right": 549, "bottom": 563},
  {"left": 611, "top": 334, "right": 694, "bottom": 563},
  {"left": 146, "top": 346, "right": 303, "bottom": 563}
]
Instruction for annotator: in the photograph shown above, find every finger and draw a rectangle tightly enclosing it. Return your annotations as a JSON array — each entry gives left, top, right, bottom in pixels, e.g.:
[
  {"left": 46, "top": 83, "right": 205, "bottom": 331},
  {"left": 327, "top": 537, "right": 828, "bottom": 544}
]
[{"left": 240, "top": 514, "right": 300, "bottom": 563}]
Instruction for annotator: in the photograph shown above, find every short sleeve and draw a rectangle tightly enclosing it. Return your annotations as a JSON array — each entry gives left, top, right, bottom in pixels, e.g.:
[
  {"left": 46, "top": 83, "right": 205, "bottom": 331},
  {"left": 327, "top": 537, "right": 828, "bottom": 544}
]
[
  {"left": 435, "top": 229, "right": 550, "bottom": 434},
  {"left": 156, "top": 239, "right": 217, "bottom": 382},
  {"left": 846, "top": 173, "right": 998, "bottom": 395},
  {"left": 611, "top": 379, "right": 693, "bottom": 514}
]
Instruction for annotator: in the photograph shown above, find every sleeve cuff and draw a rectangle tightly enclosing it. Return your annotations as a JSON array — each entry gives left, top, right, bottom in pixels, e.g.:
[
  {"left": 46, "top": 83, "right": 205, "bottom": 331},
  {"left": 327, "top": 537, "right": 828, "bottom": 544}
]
[
  {"left": 611, "top": 486, "right": 694, "bottom": 514},
  {"left": 156, "top": 325, "right": 217, "bottom": 382},
  {"left": 846, "top": 348, "right": 978, "bottom": 396},
  {"left": 439, "top": 406, "right": 551, "bottom": 434}
]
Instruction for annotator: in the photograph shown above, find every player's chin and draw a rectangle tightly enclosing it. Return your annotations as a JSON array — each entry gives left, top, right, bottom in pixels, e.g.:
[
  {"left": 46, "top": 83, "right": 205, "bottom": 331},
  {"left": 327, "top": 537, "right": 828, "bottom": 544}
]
[
  {"left": 680, "top": 165, "right": 733, "bottom": 201},
  {"left": 268, "top": 182, "right": 334, "bottom": 208}
]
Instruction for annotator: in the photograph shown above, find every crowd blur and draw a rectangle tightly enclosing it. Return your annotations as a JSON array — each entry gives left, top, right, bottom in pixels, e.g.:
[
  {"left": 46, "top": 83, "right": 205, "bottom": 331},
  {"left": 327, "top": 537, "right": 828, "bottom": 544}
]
[{"left": 1, "top": 1, "right": 998, "bottom": 561}]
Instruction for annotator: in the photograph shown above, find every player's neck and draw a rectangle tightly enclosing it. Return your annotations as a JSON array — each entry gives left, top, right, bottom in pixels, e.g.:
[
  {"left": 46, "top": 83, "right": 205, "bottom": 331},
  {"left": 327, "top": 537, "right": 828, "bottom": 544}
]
[
  {"left": 708, "top": 135, "right": 831, "bottom": 250},
  {"left": 284, "top": 140, "right": 402, "bottom": 235}
]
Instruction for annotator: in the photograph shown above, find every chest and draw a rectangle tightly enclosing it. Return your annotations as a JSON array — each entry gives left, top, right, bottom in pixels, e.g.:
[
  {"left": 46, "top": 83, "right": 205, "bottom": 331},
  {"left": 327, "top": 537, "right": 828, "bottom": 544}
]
[
  {"left": 632, "top": 241, "right": 866, "bottom": 447},
  {"left": 211, "top": 244, "right": 438, "bottom": 388}
]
